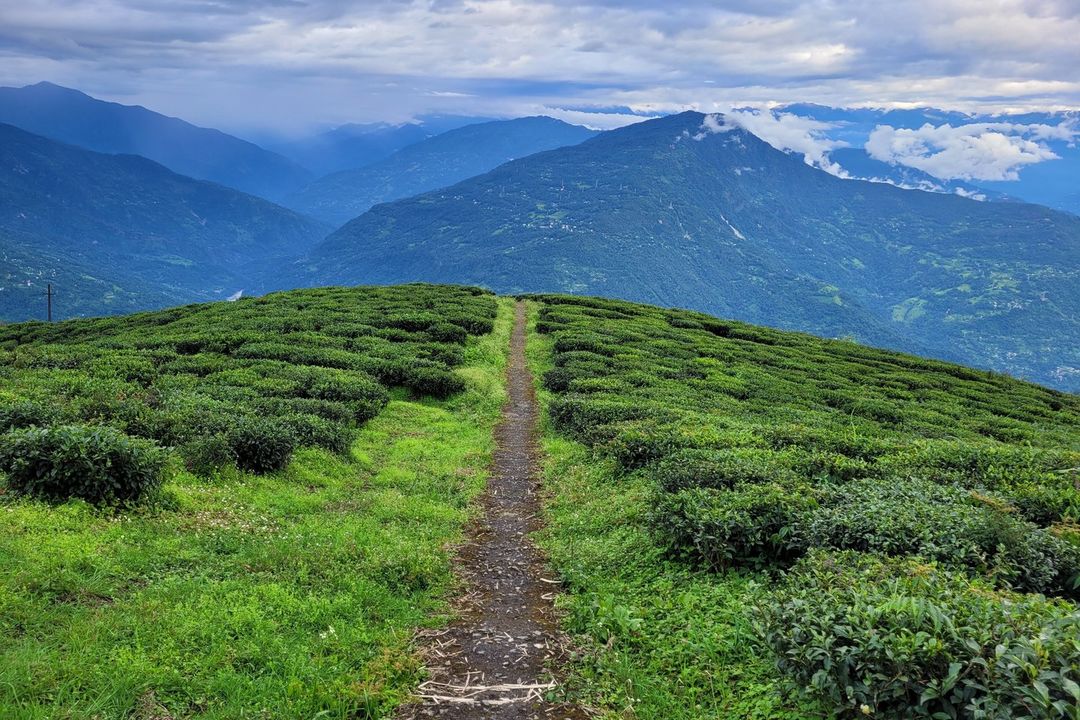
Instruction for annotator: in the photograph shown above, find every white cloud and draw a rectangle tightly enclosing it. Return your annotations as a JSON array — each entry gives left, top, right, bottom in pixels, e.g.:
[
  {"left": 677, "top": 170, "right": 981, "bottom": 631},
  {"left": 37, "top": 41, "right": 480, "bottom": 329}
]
[
  {"left": 2, "top": 0, "right": 1080, "bottom": 132},
  {"left": 865, "top": 121, "right": 1078, "bottom": 181},
  {"left": 953, "top": 186, "right": 987, "bottom": 201},
  {"left": 540, "top": 107, "right": 654, "bottom": 130},
  {"left": 698, "top": 110, "right": 849, "bottom": 176}
]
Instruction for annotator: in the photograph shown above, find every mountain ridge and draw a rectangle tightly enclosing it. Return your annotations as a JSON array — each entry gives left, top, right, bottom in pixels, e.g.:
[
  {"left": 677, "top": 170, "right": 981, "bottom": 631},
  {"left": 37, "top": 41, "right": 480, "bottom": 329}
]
[
  {"left": 282, "top": 116, "right": 598, "bottom": 225},
  {"left": 0, "top": 82, "right": 312, "bottom": 199},
  {"left": 293, "top": 111, "right": 1080, "bottom": 390},
  {"left": 0, "top": 122, "right": 329, "bottom": 321}
]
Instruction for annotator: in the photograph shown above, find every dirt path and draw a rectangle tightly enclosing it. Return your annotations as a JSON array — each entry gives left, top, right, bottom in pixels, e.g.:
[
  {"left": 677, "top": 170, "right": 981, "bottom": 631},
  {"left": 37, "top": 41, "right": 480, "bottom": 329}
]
[{"left": 397, "top": 301, "right": 587, "bottom": 720}]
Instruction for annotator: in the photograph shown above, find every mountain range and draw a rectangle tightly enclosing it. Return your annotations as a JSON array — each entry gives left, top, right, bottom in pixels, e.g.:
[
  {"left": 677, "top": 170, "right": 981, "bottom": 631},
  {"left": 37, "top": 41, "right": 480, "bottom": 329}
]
[
  {"left": 1, "top": 85, "right": 1077, "bottom": 391},
  {"left": 0, "top": 82, "right": 312, "bottom": 199},
  {"left": 282, "top": 117, "right": 597, "bottom": 225},
  {"left": 0, "top": 123, "right": 328, "bottom": 320},
  {"left": 268, "top": 115, "right": 494, "bottom": 177},
  {"left": 294, "top": 112, "right": 1080, "bottom": 390}
]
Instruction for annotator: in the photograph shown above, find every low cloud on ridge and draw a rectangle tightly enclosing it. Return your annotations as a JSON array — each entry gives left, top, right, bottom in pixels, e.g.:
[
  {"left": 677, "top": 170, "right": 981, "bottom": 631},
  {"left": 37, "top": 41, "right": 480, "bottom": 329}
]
[
  {"left": 698, "top": 110, "right": 850, "bottom": 176},
  {"left": 866, "top": 121, "right": 1079, "bottom": 181}
]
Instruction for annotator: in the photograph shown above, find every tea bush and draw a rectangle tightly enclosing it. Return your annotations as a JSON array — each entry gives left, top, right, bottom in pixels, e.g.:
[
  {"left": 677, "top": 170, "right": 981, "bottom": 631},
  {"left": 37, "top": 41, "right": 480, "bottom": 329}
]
[
  {"left": 0, "top": 399, "right": 61, "bottom": 432},
  {"left": 651, "top": 484, "right": 817, "bottom": 570},
  {"left": 0, "top": 284, "right": 496, "bottom": 484},
  {"left": 0, "top": 424, "right": 167, "bottom": 503},
  {"left": 227, "top": 417, "right": 296, "bottom": 474},
  {"left": 755, "top": 551, "right": 1080, "bottom": 720},
  {"left": 528, "top": 293, "right": 1080, "bottom": 714}
]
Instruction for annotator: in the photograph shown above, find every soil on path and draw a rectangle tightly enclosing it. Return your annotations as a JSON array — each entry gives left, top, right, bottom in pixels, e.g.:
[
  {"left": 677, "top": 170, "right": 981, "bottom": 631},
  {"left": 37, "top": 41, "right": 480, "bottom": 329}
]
[{"left": 396, "top": 301, "right": 588, "bottom": 720}]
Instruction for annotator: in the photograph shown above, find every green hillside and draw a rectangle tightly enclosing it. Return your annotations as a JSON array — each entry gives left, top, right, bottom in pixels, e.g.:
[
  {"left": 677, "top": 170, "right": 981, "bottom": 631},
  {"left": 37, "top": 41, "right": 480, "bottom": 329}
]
[
  {"left": 0, "top": 82, "right": 312, "bottom": 199},
  {"left": 0, "top": 234, "right": 190, "bottom": 322},
  {"left": 0, "top": 285, "right": 506, "bottom": 717},
  {"left": 527, "top": 294, "right": 1079, "bottom": 719},
  {"left": 1, "top": 285, "right": 1077, "bottom": 718},
  {"left": 0, "top": 123, "right": 330, "bottom": 321},
  {"left": 282, "top": 117, "right": 597, "bottom": 225},
  {"left": 297, "top": 111, "right": 1080, "bottom": 391}
]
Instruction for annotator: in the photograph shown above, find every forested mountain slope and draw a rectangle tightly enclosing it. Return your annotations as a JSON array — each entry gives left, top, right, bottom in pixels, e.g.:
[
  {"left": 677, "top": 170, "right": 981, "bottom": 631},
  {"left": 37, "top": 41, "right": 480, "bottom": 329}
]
[
  {"left": 0, "top": 123, "right": 329, "bottom": 321},
  {"left": 0, "top": 82, "right": 311, "bottom": 199},
  {"left": 283, "top": 117, "right": 596, "bottom": 225},
  {"left": 296, "top": 112, "right": 1080, "bottom": 390}
]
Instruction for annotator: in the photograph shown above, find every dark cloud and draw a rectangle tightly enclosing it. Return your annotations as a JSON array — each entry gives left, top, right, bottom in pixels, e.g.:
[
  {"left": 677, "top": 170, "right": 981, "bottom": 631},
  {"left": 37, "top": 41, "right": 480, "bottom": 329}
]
[{"left": 0, "top": 0, "right": 1076, "bottom": 133}]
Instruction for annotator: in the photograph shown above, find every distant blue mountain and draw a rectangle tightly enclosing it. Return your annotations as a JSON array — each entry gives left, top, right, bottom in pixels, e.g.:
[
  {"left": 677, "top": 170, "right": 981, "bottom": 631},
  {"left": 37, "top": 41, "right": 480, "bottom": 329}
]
[
  {"left": 975, "top": 143, "right": 1080, "bottom": 216},
  {"left": 0, "top": 82, "right": 312, "bottom": 200},
  {"left": 283, "top": 117, "right": 597, "bottom": 225},
  {"left": 269, "top": 114, "right": 495, "bottom": 176},
  {"left": 0, "top": 123, "right": 329, "bottom": 321}
]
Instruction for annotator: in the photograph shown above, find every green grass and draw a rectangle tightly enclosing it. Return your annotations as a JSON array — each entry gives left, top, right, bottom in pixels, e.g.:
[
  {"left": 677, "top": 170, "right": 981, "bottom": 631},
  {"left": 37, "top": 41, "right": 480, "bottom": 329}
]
[
  {"left": 526, "top": 302, "right": 822, "bottom": 719},
  {"left": 0, "top": 297, "right": 513, "bottom": 719},
  {"left": 523, "top": 296, "right": 1080, "bottom": 719}
]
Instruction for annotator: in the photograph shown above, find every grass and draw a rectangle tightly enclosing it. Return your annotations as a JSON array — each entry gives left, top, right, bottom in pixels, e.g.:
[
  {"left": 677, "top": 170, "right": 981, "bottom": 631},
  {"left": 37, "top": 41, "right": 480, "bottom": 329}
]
[
  {"left": 525, "top": 301, "right": 823, "bottom": 719},
  {"left": 523, "top": 295, "right": 1080, "bottom": 719},
  {"left": 0, "top": 297, "right": 513, "bottom": 719}
]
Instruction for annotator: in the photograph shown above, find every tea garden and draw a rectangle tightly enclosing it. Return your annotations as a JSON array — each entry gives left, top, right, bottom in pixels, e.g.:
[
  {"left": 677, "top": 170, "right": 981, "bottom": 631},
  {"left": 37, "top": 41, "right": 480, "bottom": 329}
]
[
  {"left": 1, "top": 285, "right": 1078, "bottom": 719},
  {"left": 528, "top": 294, "right": 1080, "bottom": 720}
]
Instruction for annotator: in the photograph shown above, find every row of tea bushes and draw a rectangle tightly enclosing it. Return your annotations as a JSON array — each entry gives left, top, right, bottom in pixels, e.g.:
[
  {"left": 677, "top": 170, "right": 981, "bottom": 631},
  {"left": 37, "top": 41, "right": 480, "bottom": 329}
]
[
  {"left": 530, "top": 293, "right": 1080, "bottom": 719},
  {"left": 0, "top": 285, "right": 496, "bottom": 503}
]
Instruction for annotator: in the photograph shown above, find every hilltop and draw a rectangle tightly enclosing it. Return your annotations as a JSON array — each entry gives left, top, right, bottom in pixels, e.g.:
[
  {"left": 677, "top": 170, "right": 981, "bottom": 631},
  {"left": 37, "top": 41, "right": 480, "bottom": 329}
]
[{"left": 0, "top": 285, "right": 1076, "bottom": 718}]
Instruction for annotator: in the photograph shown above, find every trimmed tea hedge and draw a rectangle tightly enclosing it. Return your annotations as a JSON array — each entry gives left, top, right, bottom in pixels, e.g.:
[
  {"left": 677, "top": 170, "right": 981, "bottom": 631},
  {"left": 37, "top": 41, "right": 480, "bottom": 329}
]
[
  {"left": 0, "top": 284, "right": 496, "bottom": 495},
  {"left": 529, "top": 293, "right": 1080, "bottom": 716},
  {"left": 0, "top": 425, "right": 166, "bottom": 503}
]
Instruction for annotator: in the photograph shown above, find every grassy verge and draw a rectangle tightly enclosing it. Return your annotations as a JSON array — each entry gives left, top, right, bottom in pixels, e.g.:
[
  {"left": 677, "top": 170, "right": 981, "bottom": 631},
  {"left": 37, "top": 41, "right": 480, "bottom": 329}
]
[
  {"left": 0, "top": 297, "right": 514, "bottom": 720},
  {"left": 524, "top": 301, "right": 823, "bottom": 720}
]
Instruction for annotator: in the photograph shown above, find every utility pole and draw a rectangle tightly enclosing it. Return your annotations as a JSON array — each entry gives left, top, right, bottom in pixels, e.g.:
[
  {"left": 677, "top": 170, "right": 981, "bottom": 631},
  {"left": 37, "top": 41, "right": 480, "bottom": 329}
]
[{"left": 46, "top": 283, "right": 53, "bottom": 322}]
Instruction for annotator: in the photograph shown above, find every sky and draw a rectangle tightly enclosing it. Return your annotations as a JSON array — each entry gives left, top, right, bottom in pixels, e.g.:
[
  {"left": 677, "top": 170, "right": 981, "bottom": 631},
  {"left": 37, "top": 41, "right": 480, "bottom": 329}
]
[{"left": 2, "top": 0, "right": 1080, "bottom": 137}]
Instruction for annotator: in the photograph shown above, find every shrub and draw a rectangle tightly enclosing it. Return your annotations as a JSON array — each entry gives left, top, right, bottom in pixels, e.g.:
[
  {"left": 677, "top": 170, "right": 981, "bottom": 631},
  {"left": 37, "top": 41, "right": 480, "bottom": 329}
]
[
  {"left": 604, "top": 419, "right": 687, "bottom": 469},
  {"left": 0, "top": 400, "right": 61, "bottom": 432},
  {"left": 755, "top": 550, "right": 1080, "bottom": 720},
  {"left": 804, "top": 479, "right": 1080, "bottom": 597},
  {"left": 228, "top": 418, "right": 296, "bottom": 474},
  {"left": 804, "top": 480, "right": 988, "bottom": 565},
  {"left": 1006, "top": 482, "right": 1079, "bottom": 525},
  {"left": 650, "top": 448, "right": 800, "bottom": 492},
  {"left": 0, "top": 425, "right": 167, "bottom": 503},
  {"left": 402, "top": 366, "right": 467, "bottom": 398},
  {"left": 309, "top": 374, "right": 388, "bottom": 421},
  {"left": 380, "top": 312, "right": 441, "bottom": 332},
  {"left": 542, "top": 367, "right": 573, "bottom": 392},
  {"left": 180, "top": 433, "right": 235, "bottom": 476},
  {"left": 425, "top": 322, "right": 468, "bottom": 344},
  {"left": 548, "top": 396, "right": 652, "bottom": 439},
  {"left": 651, "top": 484, "right": 816, "bottom": 569},
  {"left": 282, "top": 414, "right": 354, "bottom": 455}
]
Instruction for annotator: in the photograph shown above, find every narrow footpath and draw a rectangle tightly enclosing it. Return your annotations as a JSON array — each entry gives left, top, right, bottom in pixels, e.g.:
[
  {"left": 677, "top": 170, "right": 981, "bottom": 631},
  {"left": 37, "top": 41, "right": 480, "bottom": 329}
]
[{"left": 397, "top": 301, "right": 587, "bottom": 720}]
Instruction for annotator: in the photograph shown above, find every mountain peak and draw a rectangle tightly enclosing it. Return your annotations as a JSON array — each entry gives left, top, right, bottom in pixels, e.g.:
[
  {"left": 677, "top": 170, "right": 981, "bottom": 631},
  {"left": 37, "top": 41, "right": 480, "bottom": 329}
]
[{"left": 296, "top": 106, "right": 1080, "bottom": 391}]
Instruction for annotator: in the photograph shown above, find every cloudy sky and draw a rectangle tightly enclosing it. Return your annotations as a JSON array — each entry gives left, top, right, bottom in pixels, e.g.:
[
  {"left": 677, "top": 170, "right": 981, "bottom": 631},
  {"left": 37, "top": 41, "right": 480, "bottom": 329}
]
[{"left": 1, "top": 0, "right": 1079, "bottom": 135}]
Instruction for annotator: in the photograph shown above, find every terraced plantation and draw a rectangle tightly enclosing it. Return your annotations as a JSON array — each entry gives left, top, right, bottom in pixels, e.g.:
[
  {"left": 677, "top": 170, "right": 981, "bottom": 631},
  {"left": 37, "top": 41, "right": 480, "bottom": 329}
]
[
  {"left": 1, "top": 285, "right": 1078, "bottom": 719},
  {"left": 527, "top": 295, "right": 1080, "bottom": 720},
  {"left": 0, "top": 285, "right": 509, "bottom": 718}
]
